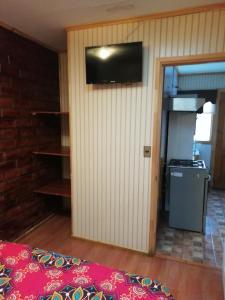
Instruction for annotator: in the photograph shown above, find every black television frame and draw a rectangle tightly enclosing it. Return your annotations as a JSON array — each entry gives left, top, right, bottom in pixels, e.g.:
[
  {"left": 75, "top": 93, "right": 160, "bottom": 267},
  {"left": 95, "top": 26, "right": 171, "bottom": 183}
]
[{"left": 85, "top": 41, "right": 143, "bottom": 84}]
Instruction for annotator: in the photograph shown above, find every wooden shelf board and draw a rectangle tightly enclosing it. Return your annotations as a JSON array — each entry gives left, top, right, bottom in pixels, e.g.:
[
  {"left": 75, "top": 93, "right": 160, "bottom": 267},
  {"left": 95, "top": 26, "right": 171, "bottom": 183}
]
[
  {"left": 33, "top": 146, "right": 70, "bottom": 157},
  {"left": 34, "top": 179, "right": 71, "bottom": 198},
  {"left": 32, "top": 111, "right": 69, "bottom": 116}
]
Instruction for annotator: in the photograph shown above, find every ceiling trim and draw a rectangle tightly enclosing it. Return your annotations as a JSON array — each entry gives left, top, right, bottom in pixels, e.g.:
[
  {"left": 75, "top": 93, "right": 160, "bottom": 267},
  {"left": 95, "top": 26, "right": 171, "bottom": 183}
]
[
  {"left": 0, "top": 20, "right": 59, "bottom": 53},
  {"left": 66, "top": 2, "right": 225, "bottom": 31}
]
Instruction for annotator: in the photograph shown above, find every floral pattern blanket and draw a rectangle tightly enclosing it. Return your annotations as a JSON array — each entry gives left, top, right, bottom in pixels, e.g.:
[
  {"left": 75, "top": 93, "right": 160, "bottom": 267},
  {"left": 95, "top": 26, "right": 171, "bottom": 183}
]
[{"left": 0, "top": 241, "right": 174, "bottom": 300}]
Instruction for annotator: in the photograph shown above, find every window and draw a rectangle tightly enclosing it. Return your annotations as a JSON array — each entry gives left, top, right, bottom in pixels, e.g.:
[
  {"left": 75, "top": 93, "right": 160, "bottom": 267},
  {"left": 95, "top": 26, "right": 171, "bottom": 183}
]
[{"left": 194, "top": 113, "right": 213, "bottom": 142}]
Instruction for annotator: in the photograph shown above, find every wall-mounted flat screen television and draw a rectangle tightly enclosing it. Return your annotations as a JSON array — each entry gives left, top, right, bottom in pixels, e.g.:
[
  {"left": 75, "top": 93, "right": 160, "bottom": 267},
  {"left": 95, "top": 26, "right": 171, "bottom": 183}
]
[{"left": 85, "top": 42, "right": 142, "bottom": 84}]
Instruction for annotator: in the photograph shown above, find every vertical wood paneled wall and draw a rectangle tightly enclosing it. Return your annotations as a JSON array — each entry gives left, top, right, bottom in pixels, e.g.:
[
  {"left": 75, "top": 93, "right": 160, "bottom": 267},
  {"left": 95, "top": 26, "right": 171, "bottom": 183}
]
[
  {"left": 67, "top": 8, "right": 225, "bottom": 252},
  {"left": 178, "top": 73, "right": 225, "bottom": 90}
]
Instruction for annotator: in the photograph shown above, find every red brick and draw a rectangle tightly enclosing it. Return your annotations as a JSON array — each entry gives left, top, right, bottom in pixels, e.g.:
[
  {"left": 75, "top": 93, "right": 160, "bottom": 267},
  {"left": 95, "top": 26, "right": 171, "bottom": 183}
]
[
  {"left": 0, "top": 180, "right": 16, "bottom": 192},
  {"left": 0, "top": 97, "right": 14, "bottom": 107},
  {"left": 0, "top": 139, "right": 16, "bottom": 149},
  {"left": 0, "top": 128, "right": 18, "bottom": 138},
  {"left": 3, "top": 168, "right": 20, "bottom": 180},
  {"left": 18, "top": 128, "right": 34, "bottom": 137},
  {"left": 1, "top": 108, "right": 20, "bottom": 117},
  {"left": 1, "top": 63, "right": 18, "bottom": 77},
  {"left": 0, "top": 160, "right": 16, "bottom": 170},
  {"left": 2, "top": 149, "right": 20, "bottom": 160},
  {"left": 15, "top": 119, "right": 33, "bottom": 127},
  {"left": 0, "top": 119, "right": 17, "bottom": 128}
]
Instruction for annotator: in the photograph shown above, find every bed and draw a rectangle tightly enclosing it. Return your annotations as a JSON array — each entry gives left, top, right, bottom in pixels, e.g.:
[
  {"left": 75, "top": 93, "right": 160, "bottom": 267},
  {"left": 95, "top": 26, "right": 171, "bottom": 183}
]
[{"left": 0, "top": 241, "right": 174, "bottom": 299}]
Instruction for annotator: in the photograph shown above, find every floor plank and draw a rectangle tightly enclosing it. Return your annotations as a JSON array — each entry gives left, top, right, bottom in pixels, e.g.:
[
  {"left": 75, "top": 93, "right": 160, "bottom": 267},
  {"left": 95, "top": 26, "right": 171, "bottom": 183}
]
[{"left": 17, "top": 215, "right": 224, "bottom": 300}]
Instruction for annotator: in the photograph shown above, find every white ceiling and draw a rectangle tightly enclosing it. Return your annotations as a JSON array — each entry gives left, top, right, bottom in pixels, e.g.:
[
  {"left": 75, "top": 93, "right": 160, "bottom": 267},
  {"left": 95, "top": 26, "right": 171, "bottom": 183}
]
[
  {"left": 177, "top": 62, "right": 225, "bottom": 75},
  {"left": 0, "top": 0, "right": 221, "bottom": 51}
]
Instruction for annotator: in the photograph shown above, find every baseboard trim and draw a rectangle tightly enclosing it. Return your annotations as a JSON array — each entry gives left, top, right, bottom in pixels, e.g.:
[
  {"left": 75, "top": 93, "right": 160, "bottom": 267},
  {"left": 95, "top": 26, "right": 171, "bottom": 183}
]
[
  {"left": 70, "top": 235, "right": 147, "bottom": 256},
  {"left": 155, "top": 253, "right": 221, "bottom": 270},
  {"left": 13, "top": 214, "right": 55, "bottom": 243}
]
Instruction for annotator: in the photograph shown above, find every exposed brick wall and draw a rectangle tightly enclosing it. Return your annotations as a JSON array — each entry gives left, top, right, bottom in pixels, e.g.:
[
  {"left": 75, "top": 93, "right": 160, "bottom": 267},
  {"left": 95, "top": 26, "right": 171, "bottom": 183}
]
[{"left": 0, "top": 26, "right": 61, "bottom": 240}]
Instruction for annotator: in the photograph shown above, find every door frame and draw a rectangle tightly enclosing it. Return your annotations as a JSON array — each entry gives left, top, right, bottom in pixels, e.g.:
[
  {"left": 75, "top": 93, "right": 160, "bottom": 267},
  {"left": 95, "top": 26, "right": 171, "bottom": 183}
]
[
  {"left": 149, "top": 52, "right": 225, "bottom": 255},
  {"left": 211, "top": 89, "right": 225, "bottom": 188}
]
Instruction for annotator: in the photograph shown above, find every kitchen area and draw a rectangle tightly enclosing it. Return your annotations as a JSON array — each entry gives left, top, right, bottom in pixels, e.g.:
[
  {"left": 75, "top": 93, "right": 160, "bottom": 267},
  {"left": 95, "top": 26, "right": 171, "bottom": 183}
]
[{"left": 156, "top": 62, "right": 225, "bottom": 267}]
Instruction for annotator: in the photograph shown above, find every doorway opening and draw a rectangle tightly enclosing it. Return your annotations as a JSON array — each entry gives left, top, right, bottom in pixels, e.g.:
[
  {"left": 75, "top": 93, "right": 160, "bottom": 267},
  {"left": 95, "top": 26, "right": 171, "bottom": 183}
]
[{"left": 149, "top": 54, "right": 225, "bottom": 268}]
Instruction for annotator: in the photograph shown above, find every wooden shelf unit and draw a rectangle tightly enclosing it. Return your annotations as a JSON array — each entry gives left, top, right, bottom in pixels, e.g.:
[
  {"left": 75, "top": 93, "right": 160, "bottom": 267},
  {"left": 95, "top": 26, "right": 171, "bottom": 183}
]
[
  {"left": 33, "top": 146, "right": 70, "bottom": 157},
  {"left": 34, "top": 179, "right": 71, "bottom": 198},
  {"left": 32, "top": 109, "right": 71, "bottom": 204},
  {"left": 32, "top": 111, "right": 69, "bottom": 116}
]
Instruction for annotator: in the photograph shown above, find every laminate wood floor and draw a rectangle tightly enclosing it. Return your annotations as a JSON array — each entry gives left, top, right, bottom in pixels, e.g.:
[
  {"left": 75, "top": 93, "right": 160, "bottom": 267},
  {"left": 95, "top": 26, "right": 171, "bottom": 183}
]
[{"left": 17, "top": 215, "right": 223, "bottom": 300}]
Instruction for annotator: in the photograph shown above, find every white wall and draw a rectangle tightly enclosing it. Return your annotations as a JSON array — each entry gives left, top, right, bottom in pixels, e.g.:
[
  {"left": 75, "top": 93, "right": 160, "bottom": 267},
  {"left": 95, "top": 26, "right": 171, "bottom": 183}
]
[
  {"left": 67, "top": 8, "right": 225, "bottom": 253},
  {"left": 178, "top": 73, "right": 225, "bottom": 90},
  {"left": 167, "top": 112, "right": 196, "bottom": 162}
]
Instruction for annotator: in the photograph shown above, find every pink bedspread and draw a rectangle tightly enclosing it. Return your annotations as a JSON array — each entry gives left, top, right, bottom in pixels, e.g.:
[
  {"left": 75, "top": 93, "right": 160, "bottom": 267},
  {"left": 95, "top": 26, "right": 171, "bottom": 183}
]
[{"left": 0, "top": 241, "right": 174, "bottom": 300}]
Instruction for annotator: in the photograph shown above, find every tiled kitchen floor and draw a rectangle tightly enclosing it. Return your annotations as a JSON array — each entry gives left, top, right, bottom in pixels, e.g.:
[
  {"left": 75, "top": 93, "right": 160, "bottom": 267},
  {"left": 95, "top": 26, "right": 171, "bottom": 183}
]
[{"left": 156, "top": 189, "right": 225, "bottom": 267}]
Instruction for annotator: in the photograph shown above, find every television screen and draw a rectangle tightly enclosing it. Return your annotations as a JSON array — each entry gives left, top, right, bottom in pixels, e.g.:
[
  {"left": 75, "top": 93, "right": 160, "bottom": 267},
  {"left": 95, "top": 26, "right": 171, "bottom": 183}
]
[{"left": 85, "top": 42, "right": 143, "bottom": 84}]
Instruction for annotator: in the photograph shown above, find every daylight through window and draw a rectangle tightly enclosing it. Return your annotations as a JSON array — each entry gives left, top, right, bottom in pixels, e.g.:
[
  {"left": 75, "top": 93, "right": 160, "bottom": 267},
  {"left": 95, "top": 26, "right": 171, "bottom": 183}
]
[{"left": 194, "top": 113, "right": 213, "bottom": 142}]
